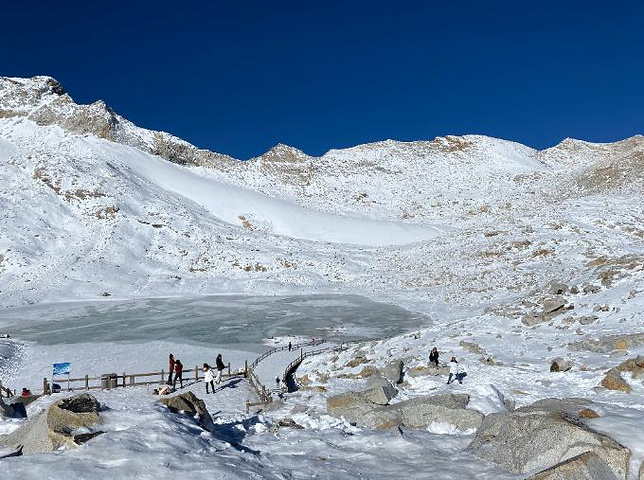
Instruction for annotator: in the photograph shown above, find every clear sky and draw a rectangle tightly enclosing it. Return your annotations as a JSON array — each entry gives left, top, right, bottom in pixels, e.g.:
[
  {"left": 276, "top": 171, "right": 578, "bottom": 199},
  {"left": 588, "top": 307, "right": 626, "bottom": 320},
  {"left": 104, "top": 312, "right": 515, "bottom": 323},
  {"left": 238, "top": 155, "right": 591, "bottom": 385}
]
[{"left": 2, "top": 1, "right": 643, "bottom": 159}]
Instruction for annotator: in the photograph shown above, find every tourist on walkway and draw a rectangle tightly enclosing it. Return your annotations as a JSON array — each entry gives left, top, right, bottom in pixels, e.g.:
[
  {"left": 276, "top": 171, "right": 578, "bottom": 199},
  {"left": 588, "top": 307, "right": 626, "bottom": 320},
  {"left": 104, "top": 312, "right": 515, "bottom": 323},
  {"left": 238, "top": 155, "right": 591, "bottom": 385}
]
[
  {"left": 173, "top": 359, "right": 183, "bottom": 388},
  {"left": 215, "top": 354, "right": 225, "bottom": 384},
  {"left": 429, "top": 347, "right": 440, "bottom": 368},
  {"left": 288, "top": 341, "right": 292, "bottom": 352},
  {"left": 168, "top": 354, "right": 175, "bottom": 385},
  {"left": 203, "top": 363, "right": 215, "bottom": 394}
]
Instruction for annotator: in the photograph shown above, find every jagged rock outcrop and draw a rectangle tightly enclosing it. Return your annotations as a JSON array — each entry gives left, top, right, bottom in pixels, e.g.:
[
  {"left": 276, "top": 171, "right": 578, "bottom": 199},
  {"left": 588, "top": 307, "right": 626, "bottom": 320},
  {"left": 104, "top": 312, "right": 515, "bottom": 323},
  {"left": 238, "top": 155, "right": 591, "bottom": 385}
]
[{"left": 569, "top": 333, "right": 644, "bottom": 353}]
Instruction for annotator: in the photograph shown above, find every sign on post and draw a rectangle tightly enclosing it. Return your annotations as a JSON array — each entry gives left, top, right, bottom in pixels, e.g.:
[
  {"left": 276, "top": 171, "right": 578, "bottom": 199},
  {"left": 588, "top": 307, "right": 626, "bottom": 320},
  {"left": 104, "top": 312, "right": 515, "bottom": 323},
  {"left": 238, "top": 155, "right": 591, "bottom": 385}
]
[{"left": 53, "top": 362, "right": 71, "bottom": 392}]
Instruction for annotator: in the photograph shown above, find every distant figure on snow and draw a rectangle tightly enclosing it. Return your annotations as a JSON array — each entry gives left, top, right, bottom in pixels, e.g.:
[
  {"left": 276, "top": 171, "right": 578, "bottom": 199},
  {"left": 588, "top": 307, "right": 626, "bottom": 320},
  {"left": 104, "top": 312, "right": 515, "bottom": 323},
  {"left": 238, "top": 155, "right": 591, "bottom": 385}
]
[
  {"left": 215, "top": 354, "right": 225, "bottom": 384},
  {"left": 173, "top": 359, "right": 183, "bottom": 388},
  {"left": 203, "top": 363, "right": 215, "bottom": 394},
  {"left": 168, "top": 354, "right": 175, "bottom": 385},
  {"left": 21, "top": 388, "right": 32, "bottom": 397},
  {"left": 288, "top": 341, "right": 292, "bottom": 352},
  {"left": 429, "top": 347, "right": 440, "bottom": 368},
  {"left": 447, "top": 357, "right": 467, "bottom": 384},
  {"left": 275, "top": 377, "right": 280, "bottom": 387}
]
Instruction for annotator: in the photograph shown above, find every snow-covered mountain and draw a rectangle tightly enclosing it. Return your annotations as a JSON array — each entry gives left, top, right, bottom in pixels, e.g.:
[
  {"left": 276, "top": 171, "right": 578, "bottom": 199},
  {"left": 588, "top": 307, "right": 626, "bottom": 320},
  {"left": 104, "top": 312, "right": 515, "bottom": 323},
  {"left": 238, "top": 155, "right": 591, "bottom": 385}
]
[
  {"left": 1, "top": 75, "right": 643, "bottom": 317},
  {"left": 2, "top": 76, "right": 644, "bottom": 479}
]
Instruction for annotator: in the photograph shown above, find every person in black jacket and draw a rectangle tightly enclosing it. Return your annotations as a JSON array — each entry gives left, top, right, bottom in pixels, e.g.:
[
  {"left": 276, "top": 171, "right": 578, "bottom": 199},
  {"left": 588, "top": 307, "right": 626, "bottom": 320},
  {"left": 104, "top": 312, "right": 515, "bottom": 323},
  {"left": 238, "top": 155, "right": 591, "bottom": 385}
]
[
  {"left": 429, "top": 347, "right": 440, "bottom": 368},
  {"left": 215, "top": 354, "right": 225, "bottom": 384}
]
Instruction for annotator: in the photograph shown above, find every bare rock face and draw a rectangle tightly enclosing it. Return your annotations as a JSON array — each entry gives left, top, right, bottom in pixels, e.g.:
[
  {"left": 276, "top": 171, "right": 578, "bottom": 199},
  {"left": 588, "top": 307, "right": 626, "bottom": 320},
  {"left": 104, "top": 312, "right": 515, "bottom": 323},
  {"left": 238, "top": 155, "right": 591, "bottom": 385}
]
[
  {"left": 1, "top": 393, "right": 103, "bottom": 454},
  {"left": 526, "top": 451, "right": 619, "bottom": 480},
  {"left": 363, "top": 376, "right": 398, "bottom": 404},
  {"left": 159, "top": 391, "right": 214, "bottom": 432},
  {"left": 468, "top": 398, "right": 630, "bottom": 478}
]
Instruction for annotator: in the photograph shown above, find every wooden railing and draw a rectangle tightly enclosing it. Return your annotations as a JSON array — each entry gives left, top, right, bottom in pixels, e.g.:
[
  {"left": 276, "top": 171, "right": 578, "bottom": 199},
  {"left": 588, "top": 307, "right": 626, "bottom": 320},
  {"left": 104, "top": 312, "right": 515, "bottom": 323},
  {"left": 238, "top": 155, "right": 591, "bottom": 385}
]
[{"left": 46, "top": 363, "right": 237, "bottom": 393}]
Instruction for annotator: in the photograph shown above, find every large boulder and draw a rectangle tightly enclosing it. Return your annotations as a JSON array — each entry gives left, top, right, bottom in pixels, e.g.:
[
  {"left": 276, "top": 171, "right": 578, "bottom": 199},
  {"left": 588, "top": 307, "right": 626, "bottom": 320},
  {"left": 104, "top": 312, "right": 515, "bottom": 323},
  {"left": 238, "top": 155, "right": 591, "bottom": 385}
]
[
  {"left": 468, "top": 398, "right": 630, "bottom": 478},
  {"left": 527, "top": 451, "right": 619, "bottom": 480},
  {"left": 1, "top": 393, "right": 103, "bottom": 454},
  {"left": 159, "top": 391, "right": 214, "bottom": 432},
  {"left": 381, "top": 360, "right": 404, "bottom": 384},
  {"left": 326, "top": 392, "right": 380, "bottom": 424}
]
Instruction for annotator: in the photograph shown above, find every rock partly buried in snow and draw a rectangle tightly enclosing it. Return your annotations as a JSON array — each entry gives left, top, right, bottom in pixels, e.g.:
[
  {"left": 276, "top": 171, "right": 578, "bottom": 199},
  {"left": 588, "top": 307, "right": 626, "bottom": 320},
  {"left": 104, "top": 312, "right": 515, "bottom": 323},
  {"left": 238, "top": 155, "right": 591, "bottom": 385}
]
[
  {"left": 522, "top": 295, "right": 570, "bottom": 326},
  {"left": 159, "top": 391, "right": 214, "bottom": 432},
  {"left": 600, "top": 356, "right": 644, "bottom": 393},
  {"left": 1, "top": 393, "right": 103, "bottom": 454},
  {"left": 545, "top": 280, "right": 569, "bottom": 296},
  {"left": 327, "top": 391, "right": 482, "bottom": 431},
  {"left": 569, "top": 333, "right": 644, "bottom": 353},
  {"left": 550, "top": 357, "right": 573, "bottom": 372},
  {"left": 526, "top": 451, "right": 620, "bottom": 480},
  {"left": 391, "top": 394, "right": 483, "bottom": 431},
  {"left": 459, "top": 340, "right": 486, "bottom": 355},
  {"left": 381, "top": 359, "right": 404, "bottom": 384},
  {"left": 467, "top": 397, "right": 630, "bottom": 478}
]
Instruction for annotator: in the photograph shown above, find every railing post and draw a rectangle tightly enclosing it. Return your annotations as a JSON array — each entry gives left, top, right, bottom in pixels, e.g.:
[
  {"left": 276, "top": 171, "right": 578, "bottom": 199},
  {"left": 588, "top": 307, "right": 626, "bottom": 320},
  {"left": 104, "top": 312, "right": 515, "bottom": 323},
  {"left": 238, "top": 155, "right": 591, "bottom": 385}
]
[
  {"left": 227, "top": 362, "right": 231, "bottom": 376},
  {"left": 161, "top": 369, "right": 165, "bottom": 384},
  {"left": 195, "top": 366, "right": 199, "bottom": 382},
  {"left": 244, "top": 360, "right": 248, "bottom": 377},
  {"left": 246, "top": 399, "right": 250, "bottom": 414},
  {"left": 85, "top": 375, "right": 89, "bottom": 390},
  {"left": 43, "top": 377, "right": 49, "bottom": 395},
  {"left": 122, "top": 372, "right": 126, "bottom": 388}
]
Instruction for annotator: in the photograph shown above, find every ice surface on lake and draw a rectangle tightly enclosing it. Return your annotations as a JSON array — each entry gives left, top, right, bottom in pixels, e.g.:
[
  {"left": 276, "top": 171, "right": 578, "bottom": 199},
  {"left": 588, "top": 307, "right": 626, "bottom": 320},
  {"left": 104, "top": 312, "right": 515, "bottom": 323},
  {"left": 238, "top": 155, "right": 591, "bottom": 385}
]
[{"left": 0, "top": 294, "right": 432, "bottom": 349}]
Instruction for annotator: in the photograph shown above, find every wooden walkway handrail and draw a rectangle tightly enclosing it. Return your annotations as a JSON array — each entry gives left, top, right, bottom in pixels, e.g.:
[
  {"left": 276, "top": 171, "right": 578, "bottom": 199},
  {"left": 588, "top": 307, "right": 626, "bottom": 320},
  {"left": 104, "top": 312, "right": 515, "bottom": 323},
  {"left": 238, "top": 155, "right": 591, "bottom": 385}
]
[{"left": 38, "top": 362, "right": 238, "bottom": 394}]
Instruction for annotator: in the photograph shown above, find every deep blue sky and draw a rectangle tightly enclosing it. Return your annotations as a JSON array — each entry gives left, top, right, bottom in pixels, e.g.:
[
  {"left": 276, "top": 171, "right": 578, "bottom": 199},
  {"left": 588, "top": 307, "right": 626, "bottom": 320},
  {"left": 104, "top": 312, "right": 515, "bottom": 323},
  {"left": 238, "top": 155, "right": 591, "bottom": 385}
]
[{"left": 3, "top": 1, "right": 643, "bottom": 158}]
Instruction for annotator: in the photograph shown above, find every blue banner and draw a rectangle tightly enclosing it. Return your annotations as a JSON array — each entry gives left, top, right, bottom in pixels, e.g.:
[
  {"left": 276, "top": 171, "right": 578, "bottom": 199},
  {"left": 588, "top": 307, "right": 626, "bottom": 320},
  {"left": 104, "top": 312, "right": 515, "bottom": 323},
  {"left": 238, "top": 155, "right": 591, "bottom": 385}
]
[{"left": 53, "top": 362, "right": 71, "bottom": 376}]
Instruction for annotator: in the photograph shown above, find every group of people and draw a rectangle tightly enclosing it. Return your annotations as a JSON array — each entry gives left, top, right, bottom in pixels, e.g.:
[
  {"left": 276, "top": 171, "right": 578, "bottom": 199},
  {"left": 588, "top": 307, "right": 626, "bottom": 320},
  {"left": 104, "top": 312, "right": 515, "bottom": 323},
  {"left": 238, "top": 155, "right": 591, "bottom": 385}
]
[
  {"left": 428, "top": 347, "right": 468, "bottom": 385},
  {"left": 167, "top": 353, "right": 227, "bottom": 394}
]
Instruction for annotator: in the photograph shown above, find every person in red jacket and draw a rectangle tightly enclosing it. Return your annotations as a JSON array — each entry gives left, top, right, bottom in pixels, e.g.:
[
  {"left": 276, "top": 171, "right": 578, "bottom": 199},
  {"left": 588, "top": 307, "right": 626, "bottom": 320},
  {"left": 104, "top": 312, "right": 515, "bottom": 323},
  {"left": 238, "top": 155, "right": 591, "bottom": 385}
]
[
  {"left": 168, "top": 354, "right": 175, "bottom": 385},
  {"left": 173, "top": 359, "right": 183, "bottom": 389}
]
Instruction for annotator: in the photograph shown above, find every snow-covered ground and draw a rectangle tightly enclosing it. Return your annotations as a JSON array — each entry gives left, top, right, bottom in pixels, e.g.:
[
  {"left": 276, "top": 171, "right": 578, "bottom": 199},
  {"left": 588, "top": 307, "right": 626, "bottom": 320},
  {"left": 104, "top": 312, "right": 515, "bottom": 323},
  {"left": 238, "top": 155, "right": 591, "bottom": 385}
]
[{"left": 1, "top": 75, "right": 643, "bottom": 478}]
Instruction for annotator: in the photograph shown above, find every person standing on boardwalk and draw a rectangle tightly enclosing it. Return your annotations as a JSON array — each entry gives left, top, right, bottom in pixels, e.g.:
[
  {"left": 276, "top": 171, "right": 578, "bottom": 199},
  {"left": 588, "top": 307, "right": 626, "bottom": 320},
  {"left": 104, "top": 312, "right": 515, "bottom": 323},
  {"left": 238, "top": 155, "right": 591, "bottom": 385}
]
[
  {"left": 215, "top": 354, "right": 225, "bottom": 384},
  {"left": 173, "top": 359, "right": 183, "bottom": 388},
  {"left": 168, "top": 354, "right": 175, "bottom": 385},
  {"left": 429, "top": 347, "right": 440, "bottom": 368},
  {"left": 203, "top": 363, "right": 215, "bottom": 394},
  {"left": 288, "top": 341, "right": 292, "bottom": 352}
]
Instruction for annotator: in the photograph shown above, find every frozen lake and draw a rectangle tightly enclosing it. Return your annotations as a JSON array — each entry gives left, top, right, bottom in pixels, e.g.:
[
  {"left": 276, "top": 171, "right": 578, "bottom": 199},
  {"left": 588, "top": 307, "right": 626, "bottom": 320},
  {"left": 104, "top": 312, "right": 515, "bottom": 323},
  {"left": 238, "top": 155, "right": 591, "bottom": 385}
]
[{"left": 0, "top": 294, "right": 432, "bottom": 350}]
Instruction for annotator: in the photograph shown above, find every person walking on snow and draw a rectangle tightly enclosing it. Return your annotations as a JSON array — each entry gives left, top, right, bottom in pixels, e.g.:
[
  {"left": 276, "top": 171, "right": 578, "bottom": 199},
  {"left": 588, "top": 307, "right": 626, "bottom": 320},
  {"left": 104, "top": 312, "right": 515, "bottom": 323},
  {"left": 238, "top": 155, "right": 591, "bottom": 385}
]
[
  {"left": 215, "top": 354, "right": 225, "bottom": 384},
  {"left": 173, "top": 359, "right": 183, "bottom": 389},
  {"left": 168, "top": 354, "right": 175, "bottom": 385},
  {"left": 429, "top": 347, "right": 440, "bottom": 368},
  {"left": 447, "top": 356, "right": 466, "bottom": 384},
  {"left": 203, "top": 363, "right": 215, "bottom": 394}
]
